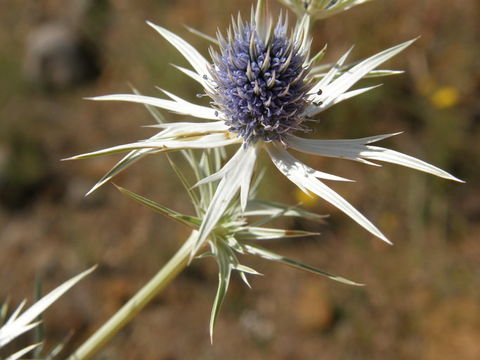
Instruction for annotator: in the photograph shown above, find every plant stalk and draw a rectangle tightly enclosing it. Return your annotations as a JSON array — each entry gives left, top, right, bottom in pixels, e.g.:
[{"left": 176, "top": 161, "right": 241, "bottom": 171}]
[{"left": 67, "top": 231, "right": 197, "bottom": 360}]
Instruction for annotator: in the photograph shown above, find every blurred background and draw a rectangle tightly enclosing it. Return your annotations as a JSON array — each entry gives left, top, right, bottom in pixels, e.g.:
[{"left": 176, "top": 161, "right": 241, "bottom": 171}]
[{"left": 0, "top": 0, "right": 479, "bottom": 359}]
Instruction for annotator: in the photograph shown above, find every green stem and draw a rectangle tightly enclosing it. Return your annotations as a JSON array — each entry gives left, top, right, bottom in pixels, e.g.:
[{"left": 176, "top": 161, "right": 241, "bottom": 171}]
[{"left": 67, "top": 231, "right": 197, "bottom": 360}]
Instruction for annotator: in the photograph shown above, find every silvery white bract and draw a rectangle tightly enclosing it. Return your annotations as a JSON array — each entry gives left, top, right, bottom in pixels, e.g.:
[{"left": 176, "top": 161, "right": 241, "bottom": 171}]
[
  {"left": 68, "top": 0, "right": 461, "bottom": 256},
  {"left": 0, "top": 268, "right": 94, "bottom": 360},
  {"left": 114, "top": 177, "right": 359, "bottom": 340},
  {"left": 278, "top": 0, "right": 373, "bottom": 19},
  {"left": 108, "top": 96, "right": 360, "bottom": 340}
]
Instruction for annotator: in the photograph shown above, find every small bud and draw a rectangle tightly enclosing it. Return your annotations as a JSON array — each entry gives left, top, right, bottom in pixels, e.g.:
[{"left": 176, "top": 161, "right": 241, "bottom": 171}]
[{"left": 277, "top": 0, "right": 373, "bottom": 20}]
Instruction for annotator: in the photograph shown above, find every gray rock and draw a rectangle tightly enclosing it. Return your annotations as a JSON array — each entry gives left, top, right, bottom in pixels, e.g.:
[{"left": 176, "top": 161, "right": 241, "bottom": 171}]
[{"left": 24, "top": 22, "right": 100, "bottom": 91}]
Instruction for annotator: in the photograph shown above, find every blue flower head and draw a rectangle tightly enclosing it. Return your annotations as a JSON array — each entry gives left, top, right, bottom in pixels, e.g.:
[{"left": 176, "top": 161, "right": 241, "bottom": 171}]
[
  {"left": 209, "top": 17, "right": 312, "bottom": 144},
  {"left": 74, "top": 0, "right": 462, "bottom": 251}
]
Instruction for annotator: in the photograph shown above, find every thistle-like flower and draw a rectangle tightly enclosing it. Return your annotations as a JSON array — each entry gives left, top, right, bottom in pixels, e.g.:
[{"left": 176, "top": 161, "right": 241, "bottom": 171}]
[
  {"left": 277, "top": 0, "right": 373, "bottom": 19},
  {"left": 208, "top": 14, "right": 312, "bottom": 144},
  {"left": 69, "top": 0, "right": 462, "bottom": 255}
]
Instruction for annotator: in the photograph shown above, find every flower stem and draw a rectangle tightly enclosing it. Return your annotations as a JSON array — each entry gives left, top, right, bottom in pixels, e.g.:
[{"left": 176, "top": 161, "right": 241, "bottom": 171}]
[{"left": 67, "top": 231, "right": 197, "bottom": 360}]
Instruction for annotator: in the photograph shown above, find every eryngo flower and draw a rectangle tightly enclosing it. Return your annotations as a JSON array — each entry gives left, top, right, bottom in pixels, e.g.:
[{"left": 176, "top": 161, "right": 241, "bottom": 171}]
[
  {"left": 208, "top": 15, "right": 312, "bottom": 144},
  {"left": 277, "top": 0, "right": 373, "bottom": 19},
  {"left": 69, "top": 0, "right": 462, "bottom": 255}
]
